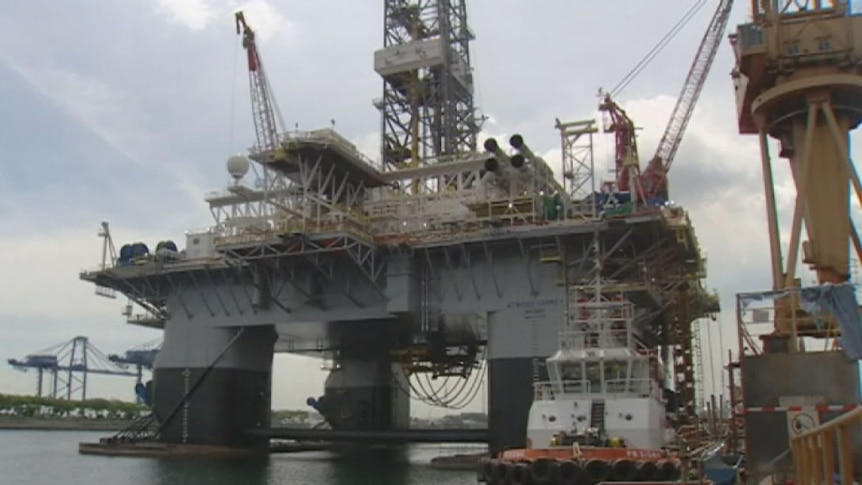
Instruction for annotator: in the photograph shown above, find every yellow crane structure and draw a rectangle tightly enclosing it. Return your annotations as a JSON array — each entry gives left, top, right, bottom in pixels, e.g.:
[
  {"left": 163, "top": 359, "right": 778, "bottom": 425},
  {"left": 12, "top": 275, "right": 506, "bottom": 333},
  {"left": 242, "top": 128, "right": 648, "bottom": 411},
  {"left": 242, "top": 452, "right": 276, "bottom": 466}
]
[
  {"left": 732, "top": 0, "right": 862, "bottom": 339},
  {"left": 730, "top": 0, "right": 862, "bottom": 480}
]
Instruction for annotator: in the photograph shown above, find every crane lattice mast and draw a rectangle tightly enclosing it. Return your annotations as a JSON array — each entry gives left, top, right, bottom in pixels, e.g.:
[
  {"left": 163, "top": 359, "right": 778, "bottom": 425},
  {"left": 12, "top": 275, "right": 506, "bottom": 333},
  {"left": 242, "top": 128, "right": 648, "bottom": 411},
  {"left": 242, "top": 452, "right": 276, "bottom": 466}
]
[
  {"left": 603, "top": 0, "right": 735, "bottom": 202},
  {"left": 641, "top": 0, "right": 735, "bottom": 199},
  {"left": 235, "top": 11, "right": 284, "bottom": 155}
]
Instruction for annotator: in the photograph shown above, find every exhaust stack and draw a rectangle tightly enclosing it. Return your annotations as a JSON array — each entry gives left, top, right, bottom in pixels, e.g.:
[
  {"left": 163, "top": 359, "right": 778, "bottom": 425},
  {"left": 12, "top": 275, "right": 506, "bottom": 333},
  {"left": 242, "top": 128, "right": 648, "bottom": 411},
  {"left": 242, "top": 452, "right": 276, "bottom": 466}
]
[
  {"left": 483, "top": 138, "right": 513, "bottom": 170},
  {"left": 509, "top": 134, "right": 537, "bottom": 165}
]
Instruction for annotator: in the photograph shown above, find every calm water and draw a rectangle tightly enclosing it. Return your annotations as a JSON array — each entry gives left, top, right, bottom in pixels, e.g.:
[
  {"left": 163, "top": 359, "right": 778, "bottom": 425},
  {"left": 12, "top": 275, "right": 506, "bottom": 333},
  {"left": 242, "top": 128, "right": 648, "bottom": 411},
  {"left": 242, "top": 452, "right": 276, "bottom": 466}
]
[{"left": 0, "top": 431, "right": 479, "bottom": 485}]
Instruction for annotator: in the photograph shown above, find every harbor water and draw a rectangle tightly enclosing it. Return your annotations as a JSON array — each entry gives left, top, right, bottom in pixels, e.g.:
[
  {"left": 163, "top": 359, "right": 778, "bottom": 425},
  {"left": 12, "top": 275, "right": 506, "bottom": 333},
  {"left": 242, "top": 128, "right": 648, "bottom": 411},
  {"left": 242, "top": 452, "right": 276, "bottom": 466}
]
[{"left": 0, "top": 431, "right": 479, "bottom": 485}]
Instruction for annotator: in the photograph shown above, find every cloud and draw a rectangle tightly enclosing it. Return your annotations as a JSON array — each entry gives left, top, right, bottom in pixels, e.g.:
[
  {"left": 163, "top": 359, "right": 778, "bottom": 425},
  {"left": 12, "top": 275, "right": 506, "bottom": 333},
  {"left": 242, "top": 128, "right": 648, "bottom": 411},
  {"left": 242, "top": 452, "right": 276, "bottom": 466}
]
[
  {"left": 1, "top": 62, "right": 207, "bottom": 205},
  {"left": 151, "top": 0, "right": 295, "bottom": 42},
  {"left": 232, "top": 0, "right": 295, "bottom": 43},
  {"left": 153, "top": 0, "right": 215, "bottom": 31}
]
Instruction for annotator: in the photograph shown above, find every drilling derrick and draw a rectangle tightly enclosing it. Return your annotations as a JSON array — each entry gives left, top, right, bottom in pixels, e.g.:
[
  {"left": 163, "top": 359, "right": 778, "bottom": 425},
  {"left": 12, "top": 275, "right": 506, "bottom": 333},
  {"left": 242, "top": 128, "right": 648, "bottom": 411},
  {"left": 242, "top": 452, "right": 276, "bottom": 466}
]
[{"left": 375, "top": 0, "right": 478, "bottom": 181}]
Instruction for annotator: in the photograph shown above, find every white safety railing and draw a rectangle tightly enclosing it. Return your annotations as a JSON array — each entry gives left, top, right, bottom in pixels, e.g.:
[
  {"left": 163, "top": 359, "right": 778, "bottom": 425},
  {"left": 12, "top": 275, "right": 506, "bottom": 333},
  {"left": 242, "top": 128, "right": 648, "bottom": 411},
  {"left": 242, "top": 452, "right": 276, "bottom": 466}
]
[{"left": 533, "top": 378, "right": 657, "bottom": 401}]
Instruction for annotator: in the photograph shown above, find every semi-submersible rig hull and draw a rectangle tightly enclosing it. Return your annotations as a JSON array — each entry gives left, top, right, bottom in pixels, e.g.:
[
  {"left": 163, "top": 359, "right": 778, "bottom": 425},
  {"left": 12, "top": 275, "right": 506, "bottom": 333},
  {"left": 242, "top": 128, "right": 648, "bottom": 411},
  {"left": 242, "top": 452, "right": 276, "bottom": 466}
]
[
  {"left": 80, "top": 130, "right": 717, "bottom": 454},
  {"left": 78, "top": 1, "right": 718, "bottom": 455}
]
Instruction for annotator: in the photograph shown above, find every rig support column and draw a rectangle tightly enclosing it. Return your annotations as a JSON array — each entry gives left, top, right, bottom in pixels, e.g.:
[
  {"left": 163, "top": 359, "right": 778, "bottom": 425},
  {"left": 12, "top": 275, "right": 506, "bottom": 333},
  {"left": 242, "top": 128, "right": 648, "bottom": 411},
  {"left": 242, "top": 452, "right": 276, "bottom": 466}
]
[
  {"left": 316, "top": 356, "right": 411, "bottom": 431},
  {"left": 486, "top": 307, "right": 552, "bottom": 455},
  {"left": 152, "top": 324, "right": 277, "bottom": 450}
]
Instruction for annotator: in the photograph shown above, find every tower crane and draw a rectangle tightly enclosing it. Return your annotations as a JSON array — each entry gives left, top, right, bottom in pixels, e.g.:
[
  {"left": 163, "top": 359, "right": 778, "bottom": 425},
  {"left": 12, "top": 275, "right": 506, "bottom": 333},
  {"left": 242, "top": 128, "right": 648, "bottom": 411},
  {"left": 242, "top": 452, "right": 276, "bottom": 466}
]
[{"left": 601, "top": 0, "right": 735, "bottom": 205}]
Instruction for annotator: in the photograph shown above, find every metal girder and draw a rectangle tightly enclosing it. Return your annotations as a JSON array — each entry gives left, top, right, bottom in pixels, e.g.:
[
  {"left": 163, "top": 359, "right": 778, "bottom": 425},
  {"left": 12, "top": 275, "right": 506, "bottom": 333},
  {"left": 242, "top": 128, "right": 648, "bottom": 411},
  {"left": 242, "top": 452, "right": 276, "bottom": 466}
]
[
  {"left": 480, "top": 240, "right": 503, "bottom": 298},
  {"left": 222, "top": 232, "right": 387, "bottom": 302},
  {"left": 599, "top": 227, "right": 635, "bottom": 267},
  {"left": 604, "top": 235, "right": 668, "bottom": 281},
  {"left": 222, "top": 259, "right": 261, "bottom": 315},
  {"left": 187, "top": 270, "right": 216, "bottom": 317},
  {"left": 300, "top": 254, "right": 365, "bottom": 308},
  {"left": 109, "top": 276, "right": 168, "bottom": 320},
  {"left": 516, "top": 237, "right": 538, "bottom": 296},
  {"left": 162, "top": 272, "right": 192, "bottom": 319},
  {"left": 459, "top": 243, "right": 481, "bottom": 300},
  {"left": 218, "top": 268, "right": 245, "bottom": 315},
  {"left": 422, "top": 248, "right": 444, "bottom": 301},
  {"left": 441, "top": 245, "right": 465, "bottom": 301},
  {"left": 275, "top": 259, "right": 326, "bottom": 309},
  {"left": 202, "top": 268, "right": 231, "bottom": 316}
]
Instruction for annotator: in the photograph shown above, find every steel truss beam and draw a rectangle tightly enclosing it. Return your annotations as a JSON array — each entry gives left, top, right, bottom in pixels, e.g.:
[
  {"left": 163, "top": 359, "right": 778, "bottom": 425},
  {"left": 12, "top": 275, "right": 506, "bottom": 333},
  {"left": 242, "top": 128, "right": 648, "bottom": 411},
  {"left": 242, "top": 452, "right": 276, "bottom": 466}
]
[{"left": 219, "top": 233, "right": 387, "bottom": 310}]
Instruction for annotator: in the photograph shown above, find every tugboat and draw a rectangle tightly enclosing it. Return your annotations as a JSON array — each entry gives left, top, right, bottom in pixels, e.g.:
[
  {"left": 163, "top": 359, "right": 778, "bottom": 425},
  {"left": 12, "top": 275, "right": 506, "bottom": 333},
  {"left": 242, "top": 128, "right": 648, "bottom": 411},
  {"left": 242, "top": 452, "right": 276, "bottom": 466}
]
[{"left": 478, "top": 289, "right": 683, "bottom": 484}]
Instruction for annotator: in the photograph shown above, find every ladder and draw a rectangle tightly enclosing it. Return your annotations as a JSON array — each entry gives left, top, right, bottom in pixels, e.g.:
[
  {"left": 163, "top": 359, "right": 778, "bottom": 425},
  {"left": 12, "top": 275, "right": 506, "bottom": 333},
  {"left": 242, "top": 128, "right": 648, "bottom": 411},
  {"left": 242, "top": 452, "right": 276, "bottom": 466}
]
[
  {"left": 590, "top": 399, "right": 606, "bottom": 432},
  {"left": 693, "top": 320, "right": 705, "bottom": 413}
]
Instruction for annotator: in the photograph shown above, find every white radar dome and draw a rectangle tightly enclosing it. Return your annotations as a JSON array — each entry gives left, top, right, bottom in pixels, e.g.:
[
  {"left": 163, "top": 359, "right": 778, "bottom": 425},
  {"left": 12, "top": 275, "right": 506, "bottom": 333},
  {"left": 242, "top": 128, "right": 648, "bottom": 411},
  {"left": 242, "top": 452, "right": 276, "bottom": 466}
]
[{"left": 227, "top": 154, "right": 250, "bottom": 181}]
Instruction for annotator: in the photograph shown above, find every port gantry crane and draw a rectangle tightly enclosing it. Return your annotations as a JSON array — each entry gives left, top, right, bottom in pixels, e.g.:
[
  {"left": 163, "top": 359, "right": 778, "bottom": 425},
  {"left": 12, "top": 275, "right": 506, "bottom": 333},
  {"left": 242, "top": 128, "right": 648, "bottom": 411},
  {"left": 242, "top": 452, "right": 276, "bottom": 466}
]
[
  {"left": 600, "top": 0, "right": 735, "bottom": 208},
  {"left": 8, "top": 336, "right": 139, "bottom": 400}
]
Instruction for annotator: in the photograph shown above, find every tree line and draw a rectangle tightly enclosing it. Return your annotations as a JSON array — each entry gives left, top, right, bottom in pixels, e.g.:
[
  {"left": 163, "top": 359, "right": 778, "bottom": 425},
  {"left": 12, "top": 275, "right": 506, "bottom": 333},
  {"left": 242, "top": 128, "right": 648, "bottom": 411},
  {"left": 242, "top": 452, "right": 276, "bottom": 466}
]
[{"left": 0, "top": 393, "right": 147, "bottom": 420}]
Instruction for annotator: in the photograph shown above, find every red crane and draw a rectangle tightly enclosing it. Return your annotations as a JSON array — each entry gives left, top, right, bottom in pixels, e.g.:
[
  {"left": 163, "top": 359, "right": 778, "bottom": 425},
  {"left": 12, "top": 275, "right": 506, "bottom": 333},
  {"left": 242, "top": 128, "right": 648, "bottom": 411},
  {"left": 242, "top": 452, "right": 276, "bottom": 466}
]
[
  {"left": 235, "top": 11, "right": 285, "bottom": 158},
  {"left": 599, "top": 93, "right": 644, "bottom": 200},
  {"left": 602, "top": 0, "right": 735, "bottom": 204}
]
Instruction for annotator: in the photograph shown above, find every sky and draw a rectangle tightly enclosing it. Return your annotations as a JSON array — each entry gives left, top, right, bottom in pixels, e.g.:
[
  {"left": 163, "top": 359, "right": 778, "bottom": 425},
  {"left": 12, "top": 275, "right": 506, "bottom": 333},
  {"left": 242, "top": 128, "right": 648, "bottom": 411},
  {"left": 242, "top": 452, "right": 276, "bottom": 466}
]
[{"left": 0, "top": 0, "right": 858, "bottom": 418}]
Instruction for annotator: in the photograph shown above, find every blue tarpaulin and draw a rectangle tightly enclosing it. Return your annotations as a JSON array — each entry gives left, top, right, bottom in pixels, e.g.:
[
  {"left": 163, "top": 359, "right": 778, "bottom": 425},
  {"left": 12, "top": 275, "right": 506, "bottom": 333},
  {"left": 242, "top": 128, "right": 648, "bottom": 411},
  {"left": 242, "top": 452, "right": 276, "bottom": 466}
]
[{"left": 739, "top": 283, "right": 862, "bottom": 360}]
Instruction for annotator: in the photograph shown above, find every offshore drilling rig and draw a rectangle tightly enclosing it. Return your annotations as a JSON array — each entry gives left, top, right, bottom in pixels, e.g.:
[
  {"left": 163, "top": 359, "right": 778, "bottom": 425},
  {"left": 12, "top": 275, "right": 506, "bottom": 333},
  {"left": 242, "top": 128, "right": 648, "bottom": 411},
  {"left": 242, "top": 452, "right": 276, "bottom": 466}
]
[
  {"left": 728, "top": 0, "right": 862, "bottom": 480},
  {"left": 79, "top": 1, "right": 719, "bottom": 455}
]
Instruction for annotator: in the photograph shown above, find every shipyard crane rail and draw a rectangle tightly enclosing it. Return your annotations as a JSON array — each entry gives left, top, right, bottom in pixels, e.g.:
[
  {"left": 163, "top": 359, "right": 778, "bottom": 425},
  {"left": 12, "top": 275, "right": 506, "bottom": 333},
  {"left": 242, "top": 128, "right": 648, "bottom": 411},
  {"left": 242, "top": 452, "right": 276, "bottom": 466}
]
[{"left": 8, "top": 336, "right": 138, "bottom": 401}]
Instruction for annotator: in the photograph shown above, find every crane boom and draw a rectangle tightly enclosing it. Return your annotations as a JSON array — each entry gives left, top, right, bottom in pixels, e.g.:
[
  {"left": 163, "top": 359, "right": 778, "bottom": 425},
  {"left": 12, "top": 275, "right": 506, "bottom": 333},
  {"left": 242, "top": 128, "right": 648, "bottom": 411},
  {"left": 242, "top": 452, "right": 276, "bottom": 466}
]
[
  {"left": 643, "top": 0, "right": 735, "bottom": 198},
  {"left": 235, "top": 11, "right": 283, "bottom": 155}
]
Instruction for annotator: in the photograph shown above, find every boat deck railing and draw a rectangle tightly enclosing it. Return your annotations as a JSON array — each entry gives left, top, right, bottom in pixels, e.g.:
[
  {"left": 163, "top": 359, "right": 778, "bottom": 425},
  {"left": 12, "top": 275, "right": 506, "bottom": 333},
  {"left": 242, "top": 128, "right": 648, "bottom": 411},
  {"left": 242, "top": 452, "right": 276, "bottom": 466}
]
[
  {"left": 533, "top": 378, "right": 657, "bottom": 401},
  {"left": 791, "top": 405, "right": 861, "bottom": 484}
]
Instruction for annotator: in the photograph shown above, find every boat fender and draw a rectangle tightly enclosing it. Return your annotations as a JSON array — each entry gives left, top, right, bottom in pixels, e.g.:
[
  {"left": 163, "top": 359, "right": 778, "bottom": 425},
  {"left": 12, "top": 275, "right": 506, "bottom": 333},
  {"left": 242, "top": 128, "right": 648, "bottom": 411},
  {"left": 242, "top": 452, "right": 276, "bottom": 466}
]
[
  {"left": 658, "top": 459, "right": 682, "bottom": 481},
  {"left": 511, "top": 462, "right": 530, "bottom": 485},
  {"left": 609, "top": 459, "right": 639, "bottom": 481},
  {"left": 637, "top": 460, "right": 661, "bottom": 481},
  {"left": 583, "top": 459, "right": 611, "bottom": 484},
  {"left": 555, "top": 460, "right": 584, "bottom": 485},
  {"left": 529, "top": 458, "right": 555, "bottom": 484},
  {"left": 478, "top": 458, "right": 494, "bottom": 482},
  {"left": 491, "top": 460, "right": 512, "bottom": 484}
]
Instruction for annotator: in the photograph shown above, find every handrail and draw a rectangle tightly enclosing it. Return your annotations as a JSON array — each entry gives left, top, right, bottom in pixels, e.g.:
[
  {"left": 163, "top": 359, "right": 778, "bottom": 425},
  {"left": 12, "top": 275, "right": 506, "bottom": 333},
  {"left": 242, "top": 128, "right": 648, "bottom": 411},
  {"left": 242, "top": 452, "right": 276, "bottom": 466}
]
[{"left": 791, "top": 405, "right": 862, "bottom": 485}]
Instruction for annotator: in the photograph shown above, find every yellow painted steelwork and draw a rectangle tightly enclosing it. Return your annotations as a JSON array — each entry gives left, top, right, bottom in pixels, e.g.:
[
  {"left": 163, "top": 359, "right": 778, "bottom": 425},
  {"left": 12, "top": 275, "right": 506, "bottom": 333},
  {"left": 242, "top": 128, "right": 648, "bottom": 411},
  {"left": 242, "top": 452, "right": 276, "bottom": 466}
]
[
  {"left": 732, "top": 0, "right": 862, "bottom": 340},
  {"left": 791, "top": 405, "right": 861, "bottom": 485}
]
